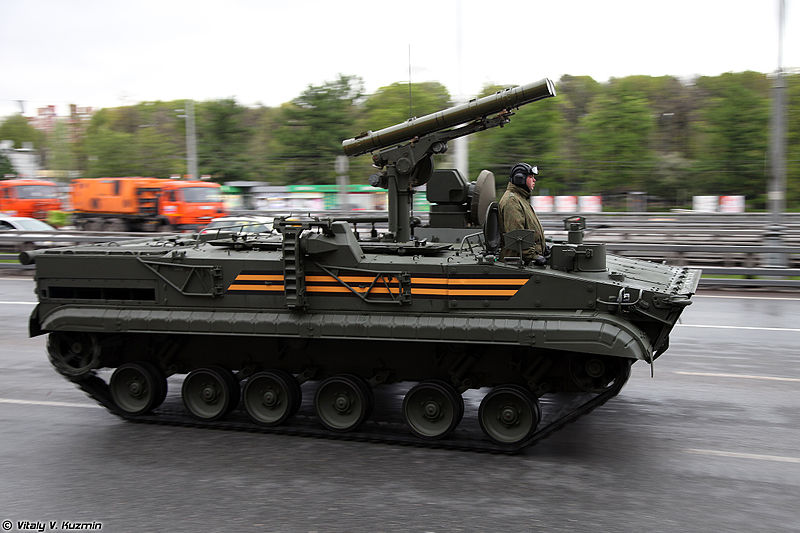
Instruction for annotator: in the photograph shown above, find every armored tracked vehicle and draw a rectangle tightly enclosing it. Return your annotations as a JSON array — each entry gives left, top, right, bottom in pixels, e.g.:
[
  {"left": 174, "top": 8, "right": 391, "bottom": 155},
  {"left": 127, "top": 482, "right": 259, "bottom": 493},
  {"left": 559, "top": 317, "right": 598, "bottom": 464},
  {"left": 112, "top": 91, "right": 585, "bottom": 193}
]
[{"left": 24, "top": 79, "right": 700, "bottom": 452}]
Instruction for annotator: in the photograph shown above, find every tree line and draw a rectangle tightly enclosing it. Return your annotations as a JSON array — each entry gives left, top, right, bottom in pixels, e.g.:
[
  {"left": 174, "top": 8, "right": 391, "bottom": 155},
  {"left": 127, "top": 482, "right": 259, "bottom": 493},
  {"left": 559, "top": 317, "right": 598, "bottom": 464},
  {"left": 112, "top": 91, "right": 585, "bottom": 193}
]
[{"left": 1, "top": 72, "right": 798, "bottom": 209}]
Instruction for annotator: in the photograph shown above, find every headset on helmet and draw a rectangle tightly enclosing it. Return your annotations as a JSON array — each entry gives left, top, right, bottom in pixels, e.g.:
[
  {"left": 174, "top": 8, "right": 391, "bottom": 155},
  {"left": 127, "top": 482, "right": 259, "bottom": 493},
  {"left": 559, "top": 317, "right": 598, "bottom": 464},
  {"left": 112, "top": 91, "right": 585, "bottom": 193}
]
[{"left": 509, "top": 162, "right": 539, "bottom": 188}]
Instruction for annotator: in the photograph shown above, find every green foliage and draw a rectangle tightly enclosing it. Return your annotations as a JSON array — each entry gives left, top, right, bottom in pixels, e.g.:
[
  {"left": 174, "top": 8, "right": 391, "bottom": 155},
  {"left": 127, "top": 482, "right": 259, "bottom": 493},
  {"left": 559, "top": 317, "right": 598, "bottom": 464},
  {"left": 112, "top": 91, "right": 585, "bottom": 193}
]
[
  {"left": 550, "top": 76, "right": 601, "bottom": 195},
  {"left": 363, "top": 82, "right": 452, "bottom": 129},
  {"left": 17, "top": 70, "right": 800, "bottom": 210},
  {"left": 47, "top": 121, "right": 77, "bottom": 172},
  {"left": 558, "top": 75, "right": 602, "bottom": 127},
  {"left": 578, "top": 88, "right": 655, "bottom": 194},
  {"left": 0, "top": 152, "right": 13, "bottom": 176},
  {"left": 196, "top": 98, "right": 250, "bottom": 181},
  {"left": 650, "top": 152, "right": 694, "bottom": 205},
  {"left": 0, "top": 115, "right": 45, "bottom": 149},
  {"left": 241, "top": 106, "right": 283, "bottom": 180},
  {"left": 84, "top": 100, "right": 189, "bottom": 178},
  {"left": 86, "top": 127, "right": 137, "bottom": 177},
  {"left": 609, "top": 75, "right": 696, "bottom": 155},
  {"left": 691, "top": 72, "right": 770, "bottom": 201},
  {"left": 467, "top": 84, "right": 565, "bottom": 195},
  {"left": 270, "top": 74, "right": 365, "bottom": 184},
  {"left": 136, "top": 126, "right": 183, "bottom": 176},
  {"left": 785, "top": 74, "right": 800, "bottom": 208},
  {"left": 46, "top": 210, "right": 69, "bottom": 228},
  {"left": 354, "top": 81, "right": 453, "bottom": 183}
]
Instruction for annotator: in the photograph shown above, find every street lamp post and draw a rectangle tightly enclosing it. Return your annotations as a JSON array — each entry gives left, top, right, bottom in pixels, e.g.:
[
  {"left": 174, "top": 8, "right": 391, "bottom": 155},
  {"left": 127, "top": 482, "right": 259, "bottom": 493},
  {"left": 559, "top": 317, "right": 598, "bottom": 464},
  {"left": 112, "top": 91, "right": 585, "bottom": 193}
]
[
  {"left": 185, "top": 99, "right": 198, "bottom": 180},
  {"left": 767, "top": 0, "right": 787, "bottom": 267}
]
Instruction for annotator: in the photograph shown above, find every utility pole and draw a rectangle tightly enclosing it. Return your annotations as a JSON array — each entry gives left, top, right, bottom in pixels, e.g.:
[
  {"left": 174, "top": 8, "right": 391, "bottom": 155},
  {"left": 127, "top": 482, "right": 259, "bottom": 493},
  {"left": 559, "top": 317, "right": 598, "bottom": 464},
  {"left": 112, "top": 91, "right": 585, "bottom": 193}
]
[
  {"left": 767, "top": 0, "right": 787, "bottom": 266},
  {"left": 185, "top": 99, "right": 198, "bottom": 180}
]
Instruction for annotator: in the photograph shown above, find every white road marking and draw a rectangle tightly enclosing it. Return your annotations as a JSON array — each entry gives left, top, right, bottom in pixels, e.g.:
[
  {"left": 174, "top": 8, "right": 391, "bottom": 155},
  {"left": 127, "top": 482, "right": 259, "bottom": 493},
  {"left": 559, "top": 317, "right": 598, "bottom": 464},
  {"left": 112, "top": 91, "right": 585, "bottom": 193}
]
[
  {"left": 0, "top": 398, "right": 102, "bottom": 409},
  {"left": 687, "top": 448, "right": 800, "bottom": 464},
  {"left": 695, "top": 294, "right": 800, "bottom": 301},
  {"left": 669, "top": 354, "right": 748, "bottom": 360},
  {"left": 675, "top": 371, "right": 800, "bottom": 383},
  {"left": 0, "top": 301, "right": 37, "bottom": 305},
  {"left": 676, "top": 324, "right": 800, "bottom": 333}
]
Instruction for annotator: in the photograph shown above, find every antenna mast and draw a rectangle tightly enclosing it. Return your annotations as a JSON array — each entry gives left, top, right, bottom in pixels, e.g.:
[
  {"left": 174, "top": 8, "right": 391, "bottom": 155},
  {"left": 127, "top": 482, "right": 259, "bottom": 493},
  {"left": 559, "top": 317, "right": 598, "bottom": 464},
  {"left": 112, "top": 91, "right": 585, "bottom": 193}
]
[{"left": 408, "top": 44, "right": 413, "bottom": 119}]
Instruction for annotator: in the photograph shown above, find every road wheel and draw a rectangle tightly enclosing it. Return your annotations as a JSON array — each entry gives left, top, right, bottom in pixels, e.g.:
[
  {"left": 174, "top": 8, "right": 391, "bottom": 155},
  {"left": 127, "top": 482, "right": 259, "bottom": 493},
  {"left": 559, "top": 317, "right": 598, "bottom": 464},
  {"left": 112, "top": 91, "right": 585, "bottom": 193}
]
[
  {"left": 182, "top": 366, "right": 239, "bottom": 421},
  {"left": 402, "top": 380, "right": 464, "bottom": 440},
  {"left": 478, "top": 385, "right": 541, "bottom": 445},
  {"left": 46, "top": 332, "right": 101, "bottom": 378},
  {"left": 314, "top": 374, "right": 371, "bottom": 432},
  {"left": 569, "top": 355, "right": 629, "bottom": 393},
  {"left": 109, "top": 362, "right": 164, "bottom": 416},
  {"left": 243, "top": 370, "right": 301, "bottom": 426}
]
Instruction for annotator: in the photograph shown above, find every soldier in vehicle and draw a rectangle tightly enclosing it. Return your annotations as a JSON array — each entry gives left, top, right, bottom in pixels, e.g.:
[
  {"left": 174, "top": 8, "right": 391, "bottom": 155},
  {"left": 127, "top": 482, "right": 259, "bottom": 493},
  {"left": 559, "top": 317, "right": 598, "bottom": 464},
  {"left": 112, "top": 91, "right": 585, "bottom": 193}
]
[{"left": 498, "top": 162, "right": 546, "bottom": 262}]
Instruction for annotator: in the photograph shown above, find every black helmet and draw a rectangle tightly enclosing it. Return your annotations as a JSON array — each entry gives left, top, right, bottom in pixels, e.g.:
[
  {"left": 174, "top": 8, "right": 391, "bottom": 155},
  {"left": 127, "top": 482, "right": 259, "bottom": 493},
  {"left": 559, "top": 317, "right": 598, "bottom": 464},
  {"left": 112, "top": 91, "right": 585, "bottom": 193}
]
[{"left": 509, "top": 162, "right": 539, "bottom": 188}]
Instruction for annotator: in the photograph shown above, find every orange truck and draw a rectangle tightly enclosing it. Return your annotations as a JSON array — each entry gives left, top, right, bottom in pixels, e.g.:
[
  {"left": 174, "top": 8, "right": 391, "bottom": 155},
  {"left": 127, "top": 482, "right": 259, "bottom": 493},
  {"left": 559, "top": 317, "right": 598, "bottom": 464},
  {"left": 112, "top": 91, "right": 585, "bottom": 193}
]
[
  {"left": 0, "top": 178, "right": 62, "bottom": 219},
  {"left": 71, "top": 177, "right": 227, "bottom": 231}
]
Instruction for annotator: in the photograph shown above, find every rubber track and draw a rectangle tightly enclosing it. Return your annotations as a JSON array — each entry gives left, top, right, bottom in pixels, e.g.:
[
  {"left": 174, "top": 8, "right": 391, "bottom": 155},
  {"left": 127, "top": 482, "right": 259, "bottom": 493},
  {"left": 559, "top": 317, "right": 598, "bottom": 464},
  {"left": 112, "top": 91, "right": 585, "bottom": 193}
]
[{"left": 64, "top": 366, "right": 630, "bottom": 455}]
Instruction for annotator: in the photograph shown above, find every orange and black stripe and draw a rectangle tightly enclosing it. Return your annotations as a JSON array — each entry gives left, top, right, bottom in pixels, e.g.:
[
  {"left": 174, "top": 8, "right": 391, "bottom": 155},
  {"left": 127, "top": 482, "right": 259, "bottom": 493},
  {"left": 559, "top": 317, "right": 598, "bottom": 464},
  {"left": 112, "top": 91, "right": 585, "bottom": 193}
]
[
  {"left": 227, "top": 271, "right": 529, "bottom": 300},
  {"left": 410, "top": 274, "right": 529, "bottom": 299},
  {"left": 305, "top": 274, "right": 402, "bottom": 297},
  {"left": 227, "top": 271, "right": 285, "bottom": 293}
]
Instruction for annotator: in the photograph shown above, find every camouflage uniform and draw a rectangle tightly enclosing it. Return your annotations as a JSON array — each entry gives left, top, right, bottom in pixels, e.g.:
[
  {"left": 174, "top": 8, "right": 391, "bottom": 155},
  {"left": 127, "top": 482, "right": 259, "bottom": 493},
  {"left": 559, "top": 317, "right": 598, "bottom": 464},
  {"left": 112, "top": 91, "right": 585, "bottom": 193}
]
[{"left": 498, "top": 182, "right": 545, "bottom": 260}]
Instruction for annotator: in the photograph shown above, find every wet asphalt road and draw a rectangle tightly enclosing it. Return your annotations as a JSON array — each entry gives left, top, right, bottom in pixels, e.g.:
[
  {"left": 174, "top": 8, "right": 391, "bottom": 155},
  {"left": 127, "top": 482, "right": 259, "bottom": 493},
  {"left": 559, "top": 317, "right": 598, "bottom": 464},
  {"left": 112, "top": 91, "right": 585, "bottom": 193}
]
[{"left": 1, "top": 277, "right": 799, "bottom": 533}]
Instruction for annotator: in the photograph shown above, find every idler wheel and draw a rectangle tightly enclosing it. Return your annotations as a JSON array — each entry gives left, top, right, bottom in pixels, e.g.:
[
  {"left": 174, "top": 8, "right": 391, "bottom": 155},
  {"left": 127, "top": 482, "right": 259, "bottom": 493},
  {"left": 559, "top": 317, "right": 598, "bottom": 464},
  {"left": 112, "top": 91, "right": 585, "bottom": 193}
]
[
  {"left": 402, "top": 380, "right": 464, "bottom": 440},
  {"left": 314, "top": 374, "right": 371, "bottom": 432},
  {"left": 243, "top": 370, "right": 301, "bottom": 427},
  {"left": 478, "top": 385, "right": 541, "bottom": 445},
  {"left": 47, "top": 332, "right": 101, "bottom": 378},
  {"left": 569, "top": 355, "right": 628, "bottom": 393},
  {"left": 182, "top": 366, "right": 240, "bottom": 421},
  {"left": 110, "top": 362, "right": 166, "bottom": 416}
]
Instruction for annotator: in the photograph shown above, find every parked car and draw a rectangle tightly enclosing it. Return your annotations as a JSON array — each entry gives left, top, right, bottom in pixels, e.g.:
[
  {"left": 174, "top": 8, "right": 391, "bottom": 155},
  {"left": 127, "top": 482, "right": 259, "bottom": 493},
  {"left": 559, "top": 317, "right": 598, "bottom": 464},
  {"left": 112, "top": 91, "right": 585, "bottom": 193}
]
[{"left": 199, "top": 216, "right": 273, "bottom": 236}]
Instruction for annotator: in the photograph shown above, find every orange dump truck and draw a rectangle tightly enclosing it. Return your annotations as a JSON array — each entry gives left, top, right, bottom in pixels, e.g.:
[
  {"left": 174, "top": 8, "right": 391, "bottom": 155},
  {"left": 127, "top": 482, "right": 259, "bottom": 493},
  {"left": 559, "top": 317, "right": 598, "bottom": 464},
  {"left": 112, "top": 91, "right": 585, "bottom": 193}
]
[
  {"left": 0, "top": 178, "right": 62, "bottom": 220},
  {"left": 71, "top": 177, "right": 227, "bottom": 231}
]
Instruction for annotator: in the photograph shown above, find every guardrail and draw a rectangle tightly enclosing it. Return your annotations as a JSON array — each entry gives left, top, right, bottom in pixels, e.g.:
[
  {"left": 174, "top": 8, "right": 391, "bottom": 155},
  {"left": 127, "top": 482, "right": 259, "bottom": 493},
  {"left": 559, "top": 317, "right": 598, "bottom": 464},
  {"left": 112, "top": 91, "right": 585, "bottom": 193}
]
[
  {"left": 237, "top": 209, "right": 800, "bottom": 246},
  {"left": 235, "top": 209, "right": 800, "bottom": 224},
  {"left": 1, "top": 228, "right": 798, "bottom": 288},
  {"left": 0, "top": 253, "right": 33, "bottom": 270}
]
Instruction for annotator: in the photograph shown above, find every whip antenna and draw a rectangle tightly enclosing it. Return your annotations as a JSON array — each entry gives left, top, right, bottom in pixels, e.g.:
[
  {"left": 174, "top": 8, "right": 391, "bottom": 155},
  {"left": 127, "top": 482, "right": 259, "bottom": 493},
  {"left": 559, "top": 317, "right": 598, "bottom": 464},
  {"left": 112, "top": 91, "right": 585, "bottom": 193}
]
[{"left": 408, "top": 44, "right": 413, "bottom": 119}]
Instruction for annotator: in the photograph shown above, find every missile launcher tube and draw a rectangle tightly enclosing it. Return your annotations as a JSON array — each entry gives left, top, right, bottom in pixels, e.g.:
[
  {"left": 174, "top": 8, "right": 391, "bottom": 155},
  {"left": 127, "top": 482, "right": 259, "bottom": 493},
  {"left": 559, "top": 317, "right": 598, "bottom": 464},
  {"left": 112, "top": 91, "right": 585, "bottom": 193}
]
[{"left": 342, "top": 78, "right": 556, "bottom": 157}]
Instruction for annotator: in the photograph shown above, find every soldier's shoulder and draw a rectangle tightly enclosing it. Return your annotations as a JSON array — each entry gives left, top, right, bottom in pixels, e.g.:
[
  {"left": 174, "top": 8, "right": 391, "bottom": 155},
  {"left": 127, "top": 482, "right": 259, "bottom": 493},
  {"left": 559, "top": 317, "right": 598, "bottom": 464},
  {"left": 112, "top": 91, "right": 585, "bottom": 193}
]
[
  {"left": 501, "top": 191, "right": 526, "bottom": 208},
  {"left": 500, "top": 190, "right": 519, "bottom": 203}
]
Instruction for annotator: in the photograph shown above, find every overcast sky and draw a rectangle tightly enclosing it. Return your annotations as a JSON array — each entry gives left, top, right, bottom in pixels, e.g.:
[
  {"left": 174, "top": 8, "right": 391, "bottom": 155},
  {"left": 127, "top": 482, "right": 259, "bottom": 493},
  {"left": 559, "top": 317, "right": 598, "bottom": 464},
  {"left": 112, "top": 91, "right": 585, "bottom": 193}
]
[{"left": 1, "top": 0, "right": 797, "bottom": 119}]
